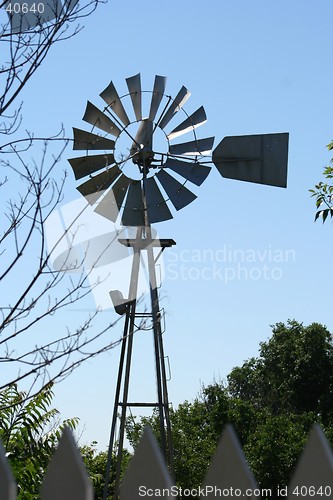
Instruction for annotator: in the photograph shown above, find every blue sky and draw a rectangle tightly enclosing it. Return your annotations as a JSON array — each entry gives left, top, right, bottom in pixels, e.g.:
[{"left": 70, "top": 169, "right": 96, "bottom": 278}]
[{"left": 2, "top": 0, "right": 333, "bottom": 450}]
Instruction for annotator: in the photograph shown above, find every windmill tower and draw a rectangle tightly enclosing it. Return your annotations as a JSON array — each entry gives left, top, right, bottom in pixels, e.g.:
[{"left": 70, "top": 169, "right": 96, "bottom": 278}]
[{"left": 68, "top": 73, "right": 289, "bottom": 498}]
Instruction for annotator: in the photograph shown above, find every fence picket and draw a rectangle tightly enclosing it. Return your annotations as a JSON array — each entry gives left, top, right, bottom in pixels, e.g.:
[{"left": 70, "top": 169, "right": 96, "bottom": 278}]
[
  {"left": 201, "top": 424, "right": 259, "bottom": 499},
  {"left": 288, "top": 423, "right": 333, "bottom": 499},
  {"left": 0, "top": 441, "right": 16, "bottom": 500},
  {"left": 1, "top": 422, "right": 333, "bottom": 498},
  {"left": 120, "top": 425, "right": 174, "bottom": 499},
  {"left": 40, "top": 426, "right": 93, "bottom": 500}
]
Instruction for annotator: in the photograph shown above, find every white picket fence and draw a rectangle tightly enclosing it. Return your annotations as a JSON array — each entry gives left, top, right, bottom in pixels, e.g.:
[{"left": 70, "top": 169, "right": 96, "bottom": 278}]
[{"left": 0, "top": 424, "right": 333, "bottom": 499}]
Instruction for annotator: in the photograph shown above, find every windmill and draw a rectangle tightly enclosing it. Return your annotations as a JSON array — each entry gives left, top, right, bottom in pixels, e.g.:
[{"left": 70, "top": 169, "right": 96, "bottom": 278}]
[{"left": 68, "top": 73, "right": 289, "bottom": 498}]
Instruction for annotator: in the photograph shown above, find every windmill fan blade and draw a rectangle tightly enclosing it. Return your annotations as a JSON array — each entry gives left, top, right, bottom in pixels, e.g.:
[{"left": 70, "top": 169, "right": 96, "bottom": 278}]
[
  {"left": 163, "top": 158, "right": 211, "bottom": 186},
  {"left": 68, "top": 154, "right": 115, "bottom": 180},
  {"left": 76, "top": 165, "right": 121, "bottom": 205},
  {"left": 121, "top": 181, "right": 145, "bottom": 226},
  {"left": 156, "top": 169, "right": 197, "bottom": 210},
  {"left": 126, "top": 73, "right": 142, "bottom": 121},
  {"left": 94, "top": 174, "right": 131, "bottom": 222},
  {"left": 100, "top": 81, "right": 130, "bottom": 127},
  {"left": 73, "top": 128, "right": 115, "bottom": 151},
  {"left": 148, "top": 75, "right": 167, "bottom": 122},
  {"left": 158, "top": 86, "right": 191, "bottom": 130},
  {"left": 212, "top": 133, "right": 289, "bottom": 188},
  {"left": 144, "top": 176, "right": 173, "bottom": 223},
  {"left": 83, "top": 102, "right": 121, "bottom": 137},
  {"left": 167, "top": 107, "right": 207, "bottom": 140},
  {"left": 169, "top": 137, "right": 215, "bottom": 156}
]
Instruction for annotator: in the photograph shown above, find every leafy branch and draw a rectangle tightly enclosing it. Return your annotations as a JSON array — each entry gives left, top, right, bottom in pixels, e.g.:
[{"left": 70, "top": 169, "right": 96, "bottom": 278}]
[{"left": 310, "top": 140, "right": 333, "bottom": 223}]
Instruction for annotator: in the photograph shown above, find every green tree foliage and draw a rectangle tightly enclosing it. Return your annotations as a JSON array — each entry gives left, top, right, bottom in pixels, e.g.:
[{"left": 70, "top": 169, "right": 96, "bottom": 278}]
[
  {"left": 243, "top": 412, "right": 313, "bottom": 495},
  {"left": 228, "top": 320, "right": 333, "bottom": 419},
  {"left": 126, "top": 383, "right": 229, "bottom": 490},
  {"left": 227, "top": 320, "right": 333, "bottom": 495},
  {"left": 127, "top": 320, "right": 333, "bottom": 499},
  {"left": 0, "top": 382, "right": 133, "bottom": 499},
  {"left": 0, "top": 384, "right": 78, "bottom": 499},
  {"left": 80, "top": 443, "right": 108, "bottom": 499},
  {"left": 310, "top": 140, "right": 333, "bottom": 222},
  {"left": 81, "top": 443, "right": 131, "bottom": 499}
]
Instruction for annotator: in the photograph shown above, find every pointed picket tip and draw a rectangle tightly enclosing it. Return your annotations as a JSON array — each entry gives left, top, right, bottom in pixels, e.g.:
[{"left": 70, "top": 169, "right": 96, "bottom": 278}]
[
  {"left": 40, "top": 427, "right": 93, "bottom": 500},
  {"left": 288, "top": 423, "right": 333, "bottom": 499},
  {"left": 0, "top": 440, "right": 17, "bottom": 500},
  {"left": 120, "top": 426, "right": 174, "bottom": 499},
  {"left": 201, "top": 424, "right": 258, "bottom": 499}
]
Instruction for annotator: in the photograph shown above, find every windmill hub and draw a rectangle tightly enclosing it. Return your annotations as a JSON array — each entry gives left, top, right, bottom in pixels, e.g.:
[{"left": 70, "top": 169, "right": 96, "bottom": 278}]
[
  {"left": 130, "top": 118, "right": 154, "bottom": 169},
  {"left": 114, "top": 119, "right": 168, "bottom": 178},
  {"left": 130, "top": 143, "right": 154, "bottom": 169}
]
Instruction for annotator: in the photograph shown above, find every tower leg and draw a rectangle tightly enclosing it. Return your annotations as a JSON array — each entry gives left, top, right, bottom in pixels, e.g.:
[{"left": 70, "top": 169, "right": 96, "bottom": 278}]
[
  {"left": 113, "top": 300, "right": 138, "bottom": 498},
  {"left": 103, "top": 228, "right": 142, "bottom": 500},
  {"left": 145, "top": 225, "right": 175, "bottom": 477},
  {"left": 103, "top": 227, "right": 175, "bottom": 498},
  {"left": 102, "top": 311, "right": 129, "bottom": 500}
]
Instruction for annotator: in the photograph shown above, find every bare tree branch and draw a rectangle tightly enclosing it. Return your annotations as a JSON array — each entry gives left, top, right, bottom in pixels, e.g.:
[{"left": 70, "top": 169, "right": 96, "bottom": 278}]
[
  {"left": 0, "top": 144, "right": 144, "bottom": 403},
  {"left": 0, "top": 0, "right": 147, "bottom": 409},
  {"left": 0, "top": 0, "right": 104, "bottom": 123}
]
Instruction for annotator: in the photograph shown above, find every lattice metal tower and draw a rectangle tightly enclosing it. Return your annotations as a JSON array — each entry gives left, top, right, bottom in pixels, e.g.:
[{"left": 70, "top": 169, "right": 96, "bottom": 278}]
[{"left": 68, "top": 74, "right": 289, "bottom": 498}]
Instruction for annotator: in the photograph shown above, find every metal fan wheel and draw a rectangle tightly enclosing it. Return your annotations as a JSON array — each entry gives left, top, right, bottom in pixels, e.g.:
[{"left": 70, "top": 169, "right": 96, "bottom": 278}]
[{"left": 68, "top": 74, "right": 215, "bottom": 226}]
